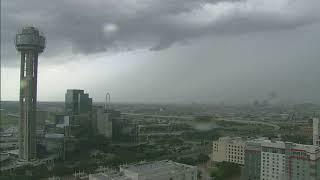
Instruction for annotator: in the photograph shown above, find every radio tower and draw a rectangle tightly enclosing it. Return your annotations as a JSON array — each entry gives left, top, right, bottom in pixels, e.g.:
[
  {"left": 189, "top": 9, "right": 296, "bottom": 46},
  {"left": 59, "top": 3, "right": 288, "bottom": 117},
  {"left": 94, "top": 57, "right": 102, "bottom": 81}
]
[{"left": 15, "top": 27, "right": 46, "bottom": 161}]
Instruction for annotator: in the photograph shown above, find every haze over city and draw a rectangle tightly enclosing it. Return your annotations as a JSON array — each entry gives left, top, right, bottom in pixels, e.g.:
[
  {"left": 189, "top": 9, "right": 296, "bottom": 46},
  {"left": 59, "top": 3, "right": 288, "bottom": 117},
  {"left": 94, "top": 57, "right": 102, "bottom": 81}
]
[
  {"left": 3, "top": 1, "right": 320, "bottom": 180},
  {"left": 2, "top": 0, "right": 320, "bottom": 103}
]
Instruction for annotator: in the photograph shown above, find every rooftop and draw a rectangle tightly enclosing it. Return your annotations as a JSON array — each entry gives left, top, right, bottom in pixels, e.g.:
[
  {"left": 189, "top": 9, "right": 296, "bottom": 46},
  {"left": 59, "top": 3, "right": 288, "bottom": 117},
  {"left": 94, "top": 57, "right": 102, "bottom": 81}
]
[
  {"left": 89, "top": 171, "right": 131, "bottom": 180},
  {"left": 256, "top": 139, "right": 320, "bottom": 153},
  {"left": 216, "top": 136, "right": 246, "bottom": 144},
  {"left": 120, "top": 160, "right": 196, "bottom": 177}
]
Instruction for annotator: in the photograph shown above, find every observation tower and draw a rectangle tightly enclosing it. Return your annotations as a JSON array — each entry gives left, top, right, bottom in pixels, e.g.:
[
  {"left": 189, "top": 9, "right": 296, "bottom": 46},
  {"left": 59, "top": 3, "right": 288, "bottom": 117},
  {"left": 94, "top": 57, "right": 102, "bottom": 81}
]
[{"left": 15, "top": 26, "right": 46, "bottom": 161}]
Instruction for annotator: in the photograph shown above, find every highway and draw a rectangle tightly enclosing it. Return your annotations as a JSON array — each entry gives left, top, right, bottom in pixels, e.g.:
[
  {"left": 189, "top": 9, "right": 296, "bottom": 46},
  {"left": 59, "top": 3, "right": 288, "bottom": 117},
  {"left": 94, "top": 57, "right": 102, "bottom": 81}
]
[{"left": 123, "top": 113, "right": 280, "bottom": 130}]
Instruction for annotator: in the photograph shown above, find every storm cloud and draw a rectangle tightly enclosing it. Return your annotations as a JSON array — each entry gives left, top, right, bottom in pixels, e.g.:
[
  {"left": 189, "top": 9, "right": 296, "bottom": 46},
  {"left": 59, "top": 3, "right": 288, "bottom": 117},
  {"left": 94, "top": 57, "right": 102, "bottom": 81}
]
[
  {"left": 2, "top": 0, "right": 320, "bottom": 104},
  {"left": 1, "top": 0, "right": 320, "bottom": 66}
]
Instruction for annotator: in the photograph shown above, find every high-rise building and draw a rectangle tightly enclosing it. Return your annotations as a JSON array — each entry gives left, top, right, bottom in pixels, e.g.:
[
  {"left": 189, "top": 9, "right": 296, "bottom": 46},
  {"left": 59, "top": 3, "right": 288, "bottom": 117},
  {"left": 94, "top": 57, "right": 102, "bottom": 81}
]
[
  {"left": 36, "top": 110, "right": 49, "bottom": 130},
  {"left": 241, "top": 139, "right": 320, "bottom": 180},
  {"left": 313, "top": 117, "right": 320, "bottom": 146},
  {"left": 212, "top": 137, "right": 246, "bottom": 165},
  {"left": 15, "top": 26, "right": 45, "bottom": 161},
  {"left": 261, "top": 141, "right": 320, "bottom": 180},
  {"left": 95, "top": 93, "right": 113, "bottom": 138},
  {"left": 65, "top": 89, "right": 92, "bottom": 115},
  {"left": 260, "top": 141, "right": 286, "bottom": 180},
  {"left": 96, "top": 106, "right": 112, "bottom": 138},
  {"left": 241, "top": 140, "right": 261, "bottom": 180}
]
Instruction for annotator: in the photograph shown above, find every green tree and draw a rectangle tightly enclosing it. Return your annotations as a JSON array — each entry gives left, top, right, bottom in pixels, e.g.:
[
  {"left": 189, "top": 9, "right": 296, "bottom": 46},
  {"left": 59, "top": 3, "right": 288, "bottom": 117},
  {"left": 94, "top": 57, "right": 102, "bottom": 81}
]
[
  {"left": 197, "top": 153, "right": 209, "bottom": 164},
  {"left": 210, "top": 162, "right": 241, "bottom": 180}
]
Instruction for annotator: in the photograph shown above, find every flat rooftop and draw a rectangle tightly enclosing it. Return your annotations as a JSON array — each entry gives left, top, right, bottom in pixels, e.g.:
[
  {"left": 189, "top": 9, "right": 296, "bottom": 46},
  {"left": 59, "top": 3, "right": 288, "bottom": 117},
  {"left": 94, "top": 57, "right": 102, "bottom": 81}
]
[
  {"left": 120, "top": 160, "right": 196, "bottom": 176},
  {"left": 257, "top": 139, "right": 320, "bottom": 153},
  {"left": 89, "top": 172, "right": 131, "bottom": 180}
]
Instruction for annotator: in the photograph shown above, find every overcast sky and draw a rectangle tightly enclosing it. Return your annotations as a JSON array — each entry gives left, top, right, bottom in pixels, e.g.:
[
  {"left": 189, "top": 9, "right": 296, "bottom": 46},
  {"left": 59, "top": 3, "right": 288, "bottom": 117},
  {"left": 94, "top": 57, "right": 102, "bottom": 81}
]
[{"left": 1, "top": 0, "right": 320, "bottom": 104}]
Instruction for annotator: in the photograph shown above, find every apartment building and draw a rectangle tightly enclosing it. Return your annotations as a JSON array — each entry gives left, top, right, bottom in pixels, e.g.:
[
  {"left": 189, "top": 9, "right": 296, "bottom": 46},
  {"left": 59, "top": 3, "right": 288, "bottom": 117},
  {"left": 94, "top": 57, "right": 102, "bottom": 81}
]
[
  {"left": 212, "top": 137, "right": 246, "bottom": 165},
  {"left": 242, "top": 139, "right": 320, "bottom": 180},
  {"left": 241, "top": 140, "right": 261, "bottom": 180}
]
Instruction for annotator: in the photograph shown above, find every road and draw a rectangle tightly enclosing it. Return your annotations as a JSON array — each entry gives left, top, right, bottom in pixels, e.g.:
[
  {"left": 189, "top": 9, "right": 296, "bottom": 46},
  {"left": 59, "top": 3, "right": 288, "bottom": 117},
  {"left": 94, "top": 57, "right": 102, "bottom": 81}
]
[
  {"left": 123, "top": 113, "right": 280, "bottom": 130},
  {"left": 214, "top": 118, "right": 280, "bottom": 130}
]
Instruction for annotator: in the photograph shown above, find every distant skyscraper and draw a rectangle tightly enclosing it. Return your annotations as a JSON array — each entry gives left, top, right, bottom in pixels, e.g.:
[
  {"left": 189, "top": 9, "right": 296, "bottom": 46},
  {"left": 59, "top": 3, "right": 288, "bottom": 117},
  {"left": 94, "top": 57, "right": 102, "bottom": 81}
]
[
  {"left": 65, "top": 89, "right": 92, "bottom": 115},
  {"left": 96, "top": 106, "right": 112, "bottom": 138},
  {"left": 15, "top": 26, "right": 46, "bottom": 161},
  {"left": 96, "top": 93, "right": 112, "bottom": 138},
  {"left": 313, "top": 117, "right": 320, "bottom": 146}
]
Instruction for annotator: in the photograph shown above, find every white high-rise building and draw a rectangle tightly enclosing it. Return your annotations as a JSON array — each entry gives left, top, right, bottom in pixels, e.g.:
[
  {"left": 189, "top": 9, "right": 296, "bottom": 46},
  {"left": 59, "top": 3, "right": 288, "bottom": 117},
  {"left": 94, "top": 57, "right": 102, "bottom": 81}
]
[
  {"left": 313, "top": 117, "right": 320, "bottom": 146},
  {"left": 212, "top": 137, "right": 246, "bottom": 165},
  {"left": 260, "top": 141, "right": 286, "bottom": 180}
]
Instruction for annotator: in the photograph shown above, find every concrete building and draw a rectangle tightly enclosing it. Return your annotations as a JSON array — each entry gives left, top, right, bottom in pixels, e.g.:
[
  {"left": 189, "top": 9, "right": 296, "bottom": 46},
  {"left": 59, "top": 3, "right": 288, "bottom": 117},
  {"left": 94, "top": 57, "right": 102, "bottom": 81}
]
[
  {"left": 15, "top": 26, "right": 45, "bottom": 161},
  {"left": 261, "top": 141, "right": 320, "bottom": 180},
  {"left": 93, "top": 93, "right": 118, "bottom": 138},
  {"left": 96, "top": 106, "right": 113, "bottom": 138},
  {"left": 112, "top": 116, "right": 137, "bottom": 143},
  {"left": 89, "top": 160, "right": 197, "bottom": 180},
  {"left": 65, "top": 89, "right": 92, "bottom": 116},
  {"left": 89, "top": 169, "right": 130, "bottom": 180},
  {"left": 64, "top": 89, "right": 93, "bottom": 138},
  {"left": 212, "top": 137, "right": 245, "bottom": 165},
  {"left": 260, "top": 141, "right": 287, "bottom": 180},
  {"left": 241, "top": 140, "right": 261, "bottom": 180},
  {"left": 301, "top": 126, "right": 313, "bottom": 138},
  {"left": 119, "top": 160, "right": 197, "bottom": 180},
  {"left": 36, "top": 110, "right": 49, "bottom": 130},
  {"left": 241, "top": 139, "right": 320, "bottom": 180},
  {"left": 55, "top": 115, "right": 70, "bottom": 128},
  {"left": 285, "top": 143, "right": 320, "bottom": 180},
  {"left": 313, "top": 117, "right": 320, "bottom": 146},
  {"left": 43, "top": 133, "right": 64, "bottom": 159}
]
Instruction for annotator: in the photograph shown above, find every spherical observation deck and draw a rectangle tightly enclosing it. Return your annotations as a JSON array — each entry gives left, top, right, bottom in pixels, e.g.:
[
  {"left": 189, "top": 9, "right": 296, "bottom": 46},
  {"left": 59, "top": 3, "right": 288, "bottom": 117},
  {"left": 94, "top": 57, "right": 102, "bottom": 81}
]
[{"left": 15, "top": 26, "right": 46, "bottom": 53}]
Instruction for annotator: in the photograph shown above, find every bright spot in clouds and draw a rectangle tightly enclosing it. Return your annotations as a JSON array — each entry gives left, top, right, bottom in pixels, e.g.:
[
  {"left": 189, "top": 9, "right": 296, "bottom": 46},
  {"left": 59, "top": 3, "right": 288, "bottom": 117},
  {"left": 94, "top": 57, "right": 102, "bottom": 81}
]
[{"left": 103, "top": 23, "right": 118, "bottom": 34}]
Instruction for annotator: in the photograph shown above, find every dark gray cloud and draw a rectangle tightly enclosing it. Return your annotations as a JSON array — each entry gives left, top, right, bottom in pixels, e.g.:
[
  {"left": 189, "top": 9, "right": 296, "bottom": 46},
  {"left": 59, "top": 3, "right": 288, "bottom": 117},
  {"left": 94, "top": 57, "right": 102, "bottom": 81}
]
[{"left": 1, "top": 0, "right": 320, "bottom": 66}]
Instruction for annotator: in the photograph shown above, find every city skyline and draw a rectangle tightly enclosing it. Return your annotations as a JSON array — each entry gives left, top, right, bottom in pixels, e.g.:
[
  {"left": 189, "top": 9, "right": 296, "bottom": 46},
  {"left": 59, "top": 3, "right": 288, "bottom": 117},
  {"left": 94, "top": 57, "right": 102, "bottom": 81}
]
[
  {"left": 2, "top": 1, "right": 320, "bottom": 179},
  {"left": 2, "top": 0, "right": 320, "bottom": 104}
]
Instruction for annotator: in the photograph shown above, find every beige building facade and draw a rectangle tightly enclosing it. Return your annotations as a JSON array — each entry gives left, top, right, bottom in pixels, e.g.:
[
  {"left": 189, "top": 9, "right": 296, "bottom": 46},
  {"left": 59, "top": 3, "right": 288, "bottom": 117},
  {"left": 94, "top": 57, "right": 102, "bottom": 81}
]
[{"left": 212, "top": 137, "right": 246, "bottom": 165}]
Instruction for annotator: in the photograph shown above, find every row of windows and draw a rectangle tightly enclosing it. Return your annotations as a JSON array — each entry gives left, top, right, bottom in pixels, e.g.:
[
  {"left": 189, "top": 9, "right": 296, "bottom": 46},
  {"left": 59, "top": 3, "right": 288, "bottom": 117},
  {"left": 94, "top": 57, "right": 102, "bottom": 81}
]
[
  {"left": 228, "top": 148, "right": 244, "bottom": 152},
  {"left": 262, "top": 162, "right": 284, "bottom": 168},
  {"left": 228, "top": 144, "right": 245, "bottom": 148},
  {"left": 228, "top": 155, "right": 243, "bottom": 160},
  {"left": 228, "top": 159, "right": 243, "bottom": 163},
  {"left": 262, "top": 147, "right": 285, "bottom": 154},
  {"left": 228, "top": 152, "right": 244, "bottom": 156},
  {"left": 262, "top": 168, "right": 284, "bottom": 173},
  {"left": 262, "top": 153, "right": 282, "bottom": 158},
  {"left": 261, "top": 174, "right": 281, "bottom": 180}
]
